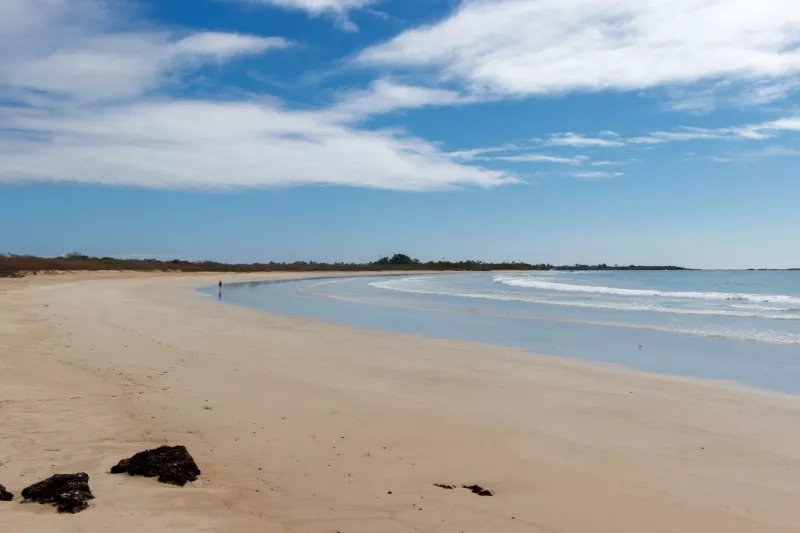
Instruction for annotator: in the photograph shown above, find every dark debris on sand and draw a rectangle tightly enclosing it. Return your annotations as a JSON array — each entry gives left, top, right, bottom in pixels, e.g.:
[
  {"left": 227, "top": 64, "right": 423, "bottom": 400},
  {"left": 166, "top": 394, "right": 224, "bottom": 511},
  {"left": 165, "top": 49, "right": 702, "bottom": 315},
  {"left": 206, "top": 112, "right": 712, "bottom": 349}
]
[
  {"left": 111, "top": 445, "right": 200, "bottom": 486},
  {"left": 433, "top": 484, "right": 455, "bottom": 490},
  {"left": 21, "top": 473, "right": 94, "bottom": 513},
  {"left": 463, "top": 484, "right": 494, "bottom": 496},
  {"left": 0, "top": 484, "right": 13, "bottom": 501}
]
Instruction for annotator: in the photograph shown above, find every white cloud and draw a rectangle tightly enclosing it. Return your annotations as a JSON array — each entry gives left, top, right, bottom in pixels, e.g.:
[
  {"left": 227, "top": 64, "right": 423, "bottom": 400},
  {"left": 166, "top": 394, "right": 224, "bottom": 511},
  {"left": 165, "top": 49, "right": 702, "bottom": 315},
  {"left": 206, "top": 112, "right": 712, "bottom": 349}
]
[
  {"left": 648, "top": 129, "right": 730, "bottom": 142},
  {"left": 730, "top": 80, "right": 800, "bottom": 107},
  {"left": 712, "top": 144, "right": 800, "bottom": 162},
  {"left": 591, "top": 161, "right": 625, "bottom": 166},
  {"left": 170, "top": 32, "right": 289, "bottom": 59},
  {"left": 360, "top": 0, "right": 800, "bottom": 98},
  {"left": 445, "top": 143, "right": 590, "bottom": 165},
  {"left": 0, "top": 100, "right": 515, "bottom": 190},
  {"left": 761, "top": 146, "right": 800, "bottom": 156},
  {"left": 0, "top": 0, "right": 288, "bottom": 102},
  {"left": 0, "top": 0, "right": 515, "bottom": 191},
  {"left": 572, "top": 171, "right": 624, "bottom": 179},
  {"left": 664, "top": 79, "right": 800, "bottom": 113},
  {"left": 758, "top": 117, "right": 800, "bottom": 133},
  {"left": 330, "top": 78, "right": 470, "bottom": 119},
  {"left": 666, "top": 88, "right": 717, "bottom": 115},
  {"left": 761, "top": 145, "right": 800, "bottom": 157},
  {"left": 445, "top": 144, "right": 522, "bottom": 161},
  {"left": 545, "top": 133, "right": 625, "bottom": 148},
  {"left": 237, "top": 0, "right": 377, "bottom": 14},
  {"left": 484, "top": 154, "right": 586, "bottom": 165},
  {"left": 451, "top": 114, "right": 800, "bottom": 170},
  {"left": 231, "top": 0, "right": 379, "bottom": 30},
  {"left": 628, "top": 136, "right": 667, "bottom": 145},
  {"left": 550, "top": 118, "right": 800, "bottom": 148}
]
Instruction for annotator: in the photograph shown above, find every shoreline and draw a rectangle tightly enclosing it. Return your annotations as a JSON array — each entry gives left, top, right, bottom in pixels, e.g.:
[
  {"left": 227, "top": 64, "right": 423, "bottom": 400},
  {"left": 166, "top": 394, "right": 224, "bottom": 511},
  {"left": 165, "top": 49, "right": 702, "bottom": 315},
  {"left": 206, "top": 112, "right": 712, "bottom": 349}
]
[
  {"left": 1, "top": 271, "right": 799, "bottom": 532},
  {"left": 209, "top": 273, "right": 800, "bottom": 395}
]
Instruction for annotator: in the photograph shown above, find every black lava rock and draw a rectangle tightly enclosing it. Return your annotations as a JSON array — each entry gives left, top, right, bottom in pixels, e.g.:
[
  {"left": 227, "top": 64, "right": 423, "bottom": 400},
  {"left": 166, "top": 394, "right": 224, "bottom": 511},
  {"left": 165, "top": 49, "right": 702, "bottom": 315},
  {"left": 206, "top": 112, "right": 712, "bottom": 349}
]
[
  {"left": 0, "top": 484, "right": 13, "bottom": 501},
  {"left": 463, "top": 484, "right": 494, "bottom": 496},
  {"left": 21, "top": 473, "right": 94, "bottom": 513},
  {"left": 111, "top": 445, "right": 200, "bottom": 486}
]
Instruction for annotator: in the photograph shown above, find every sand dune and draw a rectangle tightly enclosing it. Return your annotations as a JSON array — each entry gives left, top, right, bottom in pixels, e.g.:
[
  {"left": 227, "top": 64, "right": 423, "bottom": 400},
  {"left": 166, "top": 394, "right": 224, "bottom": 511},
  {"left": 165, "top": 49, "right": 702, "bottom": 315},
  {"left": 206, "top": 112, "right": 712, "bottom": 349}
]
[{"left": 1, "top": 272, "right": 799, "bottom": 532}]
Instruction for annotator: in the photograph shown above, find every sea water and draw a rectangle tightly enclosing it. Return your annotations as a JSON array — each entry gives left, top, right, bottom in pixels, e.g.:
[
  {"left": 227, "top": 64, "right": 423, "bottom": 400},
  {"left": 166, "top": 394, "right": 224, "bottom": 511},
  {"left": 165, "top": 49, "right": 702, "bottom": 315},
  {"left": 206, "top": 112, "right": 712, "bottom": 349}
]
[{"left": 202, "top": 271, "right": 800, "bottom": 393}]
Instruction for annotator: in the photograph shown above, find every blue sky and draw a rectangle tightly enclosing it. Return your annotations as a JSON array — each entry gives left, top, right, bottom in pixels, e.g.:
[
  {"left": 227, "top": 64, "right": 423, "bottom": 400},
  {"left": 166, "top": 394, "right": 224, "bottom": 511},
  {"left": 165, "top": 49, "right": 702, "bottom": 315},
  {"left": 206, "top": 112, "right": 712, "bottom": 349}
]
[{"left": 1, "top": 0, "right": 800, "bottom": 269}]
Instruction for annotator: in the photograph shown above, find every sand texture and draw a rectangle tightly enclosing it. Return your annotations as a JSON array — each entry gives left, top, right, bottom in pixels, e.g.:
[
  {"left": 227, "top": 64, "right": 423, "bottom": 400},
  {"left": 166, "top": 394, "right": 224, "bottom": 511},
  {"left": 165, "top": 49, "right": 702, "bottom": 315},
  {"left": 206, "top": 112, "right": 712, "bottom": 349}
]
[{"left": 1, "top": 272, "right": 799, "bottom": 532}]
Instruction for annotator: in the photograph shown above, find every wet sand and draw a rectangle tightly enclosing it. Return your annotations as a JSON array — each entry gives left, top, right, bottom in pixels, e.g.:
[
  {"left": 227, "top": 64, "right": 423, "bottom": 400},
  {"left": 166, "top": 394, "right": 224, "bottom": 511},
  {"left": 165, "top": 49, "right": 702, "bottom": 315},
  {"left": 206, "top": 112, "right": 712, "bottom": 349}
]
[{"left": 1, "top": 272, "right": 799, "bottom": 532}]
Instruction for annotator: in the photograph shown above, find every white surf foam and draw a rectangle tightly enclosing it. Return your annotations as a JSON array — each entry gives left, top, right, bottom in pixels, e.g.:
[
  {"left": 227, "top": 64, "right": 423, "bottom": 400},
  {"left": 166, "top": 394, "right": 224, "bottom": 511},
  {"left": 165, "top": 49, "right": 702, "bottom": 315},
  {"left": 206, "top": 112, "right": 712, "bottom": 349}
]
[
  {"left": 492, "top": 275, "right": 800, "bottom": 306},
  {"left": 366, "top": 279, "right": 800, "bottom": 344},
  {"left": 369, "top": 278, "right": 800, "bottom": 321}
]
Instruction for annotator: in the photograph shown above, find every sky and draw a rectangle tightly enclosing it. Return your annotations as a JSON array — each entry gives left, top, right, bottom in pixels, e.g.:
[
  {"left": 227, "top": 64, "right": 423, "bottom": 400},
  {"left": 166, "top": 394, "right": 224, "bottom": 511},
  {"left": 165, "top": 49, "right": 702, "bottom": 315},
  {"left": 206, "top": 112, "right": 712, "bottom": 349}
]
[{"left": 1, "top": 0, "right": 800, "bottom": 269}]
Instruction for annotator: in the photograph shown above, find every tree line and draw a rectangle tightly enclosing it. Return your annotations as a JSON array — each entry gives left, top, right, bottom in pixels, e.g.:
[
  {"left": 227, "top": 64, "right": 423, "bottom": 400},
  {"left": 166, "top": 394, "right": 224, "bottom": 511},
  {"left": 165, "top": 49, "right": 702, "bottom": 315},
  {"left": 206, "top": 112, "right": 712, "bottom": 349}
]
[
  {"left": 1, "top": 253, "right": 694, "bottom": 278},
  {"left": 1, "top": 252, "right": 551, "bottom": 278}
]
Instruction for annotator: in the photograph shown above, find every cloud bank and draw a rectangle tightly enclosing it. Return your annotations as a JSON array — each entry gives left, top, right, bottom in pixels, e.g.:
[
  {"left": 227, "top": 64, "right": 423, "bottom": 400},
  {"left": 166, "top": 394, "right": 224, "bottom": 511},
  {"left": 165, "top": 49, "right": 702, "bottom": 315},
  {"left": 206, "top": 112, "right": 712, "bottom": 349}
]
[
  {"left": 2, "top": 0, "right": 800, "bottom": 191},
  {"left": 360, "top": 0, "right": 800, "bottom": 97},
  {"left": 0, "top": 0, "right": 514, "bottom": 191}
]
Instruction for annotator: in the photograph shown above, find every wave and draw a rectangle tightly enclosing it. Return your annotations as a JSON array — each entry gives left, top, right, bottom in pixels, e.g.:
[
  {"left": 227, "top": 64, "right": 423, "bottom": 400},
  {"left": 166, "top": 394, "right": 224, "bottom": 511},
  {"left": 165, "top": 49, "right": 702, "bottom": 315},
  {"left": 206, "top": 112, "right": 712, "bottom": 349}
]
[
  {"left": 369, "top": 279, "right": 800, "bottom": 321},
  {"left": 362, "top": 279, "right": 800, "bottom": 344},
  {"left": 492, "top": 275, "right": 800, "bottom": 306}
]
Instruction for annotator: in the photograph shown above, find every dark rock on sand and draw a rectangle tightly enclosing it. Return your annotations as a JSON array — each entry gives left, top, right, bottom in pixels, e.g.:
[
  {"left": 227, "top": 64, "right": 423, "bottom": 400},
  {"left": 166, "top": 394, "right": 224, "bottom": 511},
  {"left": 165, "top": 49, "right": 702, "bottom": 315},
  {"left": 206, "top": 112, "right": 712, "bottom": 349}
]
[
  {"left": 111, "top": 445, "right": 200, "bottom": 486},
  {"left": 433, "top": 483, "right": 455, "bottom": 489},
  {"left": 21, "top": 473, "right": 94, "bottom": 513},
  {"left": 0, "top": 484, "right": 13, "bottom": 501},
  {"left": 463, "top": 484, "right": 494, "bottom": 496}
]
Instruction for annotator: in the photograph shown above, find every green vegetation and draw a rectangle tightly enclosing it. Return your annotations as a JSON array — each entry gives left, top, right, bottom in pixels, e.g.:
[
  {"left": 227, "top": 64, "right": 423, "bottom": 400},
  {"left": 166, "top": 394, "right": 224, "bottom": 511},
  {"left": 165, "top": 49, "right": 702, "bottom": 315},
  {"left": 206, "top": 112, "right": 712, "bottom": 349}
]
[
  {"left": 0, "top": 253, "right": 695, "bottom": 278},
  {"left": 553, "top": 264, "right": 688, "bottom": 271},
  {"left": 0, "top": 253, "right": 546, "bottom": 278}
]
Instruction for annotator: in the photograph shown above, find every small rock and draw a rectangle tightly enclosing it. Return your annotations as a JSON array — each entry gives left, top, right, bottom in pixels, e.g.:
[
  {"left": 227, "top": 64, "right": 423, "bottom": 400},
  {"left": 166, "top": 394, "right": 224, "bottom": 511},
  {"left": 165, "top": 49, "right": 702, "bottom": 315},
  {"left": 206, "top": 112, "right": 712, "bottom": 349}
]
[
  {"left": 463, "top": 484, "right": 494, "bottom": 496},
  {"left": 0, "top": 484, "right": 13, "bottom": 501},
  {"left": 111, "top": 445, "right": 200, "bottom": 486},
  {"left": 21, "top": 473, "right": 94, "bottom": 513},
  {"left": 433, "top": 483, "right": 455, "bottom": 489}
]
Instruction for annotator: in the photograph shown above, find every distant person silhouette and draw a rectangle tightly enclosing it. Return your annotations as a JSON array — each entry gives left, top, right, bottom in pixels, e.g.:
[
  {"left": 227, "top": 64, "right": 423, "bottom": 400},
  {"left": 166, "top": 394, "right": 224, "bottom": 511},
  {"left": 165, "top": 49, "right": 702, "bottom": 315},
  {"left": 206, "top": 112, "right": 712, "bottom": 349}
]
[{"left": 218, "top": 280, "right": 223, "bottom": 300}]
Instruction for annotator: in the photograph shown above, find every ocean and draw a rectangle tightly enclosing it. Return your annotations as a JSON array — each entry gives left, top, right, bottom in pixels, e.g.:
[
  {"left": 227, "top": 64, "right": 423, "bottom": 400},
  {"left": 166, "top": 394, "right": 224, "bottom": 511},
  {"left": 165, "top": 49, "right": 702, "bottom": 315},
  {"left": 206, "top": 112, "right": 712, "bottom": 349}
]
[{"left": 203, "top": 270, "right": 800, "bottom": 393}]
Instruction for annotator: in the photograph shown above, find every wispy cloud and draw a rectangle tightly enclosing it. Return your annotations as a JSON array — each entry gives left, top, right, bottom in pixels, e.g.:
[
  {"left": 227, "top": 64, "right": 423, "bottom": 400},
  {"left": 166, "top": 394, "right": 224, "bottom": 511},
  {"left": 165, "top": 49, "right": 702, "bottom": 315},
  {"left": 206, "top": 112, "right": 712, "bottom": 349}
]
[
  {"left": 543, "top": 117, "right": 800, "bottom": 149},
  {"left": 452, "top": 115, "right": 800, "bottom": 164},
  {"left": 445, "top": 144, "right": 523, "bottom": 161},
  {"left": 758, "top": 117, "right": 800, "bottom": 133},
  {"left": 231, "top": 0, "right": 378, "bottom": 15},
  {"left": 445, "top": 141, "right": 588, "bottom": 165},
  {"left": 628, "top": 136, "right": 667, "bottom": 145},
  {"left": 228, "top": 0, "right": 380, "bottom": 31},
  {"left": 3, "top": 0, "right": 799, "bottom": 193},
  {"left": 0, "top": 0, "right": 515, "bottom": 191},
  {"left": 486, "top": 154, "right": 586, "bottom": 165},
  {"left": 545, "top": 133, "right": 625, "bottom": 148},
  {"left": 571, "top": 171, "right": 624, "bottom": 180},
  {"left": 665, "top": 88, "right": 717, "bottom": 115},
  {"left": 0, "top": 0, "right": 288, "bottom": 102},
  {"left": 0, "top": 100, "right": 516, "bottom": 190},
  {"left": 664, "top": 79, "right": 800, "bottom": 113},
  {"left": 712, "top": 145, "right": 800, "bottom": 163},
  {"left": 359, "top": 0, "right": 800, "bottom": 100},
  {"left": 590, "top": 161, "right": 626, "bottom": 167},
  {"left": 330, "top": 78, "right": 471, "bottom": 119}
]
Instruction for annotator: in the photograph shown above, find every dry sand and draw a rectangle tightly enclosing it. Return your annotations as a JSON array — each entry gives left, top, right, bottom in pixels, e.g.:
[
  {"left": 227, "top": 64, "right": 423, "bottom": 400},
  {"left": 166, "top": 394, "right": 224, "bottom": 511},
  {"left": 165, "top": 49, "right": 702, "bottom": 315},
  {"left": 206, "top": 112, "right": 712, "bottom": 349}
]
[{"left": 1, "top": 271, "right": 800, "bottom": 532}]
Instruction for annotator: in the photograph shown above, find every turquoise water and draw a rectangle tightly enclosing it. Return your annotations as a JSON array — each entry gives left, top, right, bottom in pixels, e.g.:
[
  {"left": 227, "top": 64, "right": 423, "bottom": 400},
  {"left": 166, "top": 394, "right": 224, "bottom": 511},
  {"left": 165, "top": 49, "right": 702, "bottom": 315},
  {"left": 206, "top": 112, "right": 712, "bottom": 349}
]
[{"left": 202, "top": 271, "right": 800, "bottom": 393}]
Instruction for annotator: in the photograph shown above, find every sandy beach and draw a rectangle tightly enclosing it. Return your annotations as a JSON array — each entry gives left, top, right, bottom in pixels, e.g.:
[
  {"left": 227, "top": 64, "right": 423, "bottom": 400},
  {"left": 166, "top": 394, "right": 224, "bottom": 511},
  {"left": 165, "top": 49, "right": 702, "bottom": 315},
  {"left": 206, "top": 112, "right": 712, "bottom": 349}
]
[{"left": 1, "top": 272, "right": 799, "bottom": 533}]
